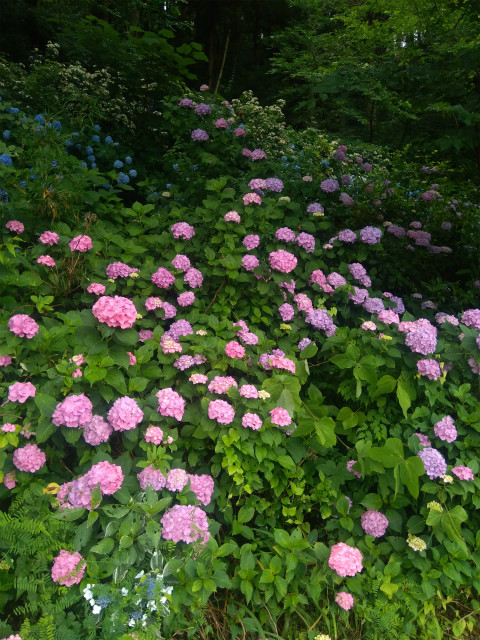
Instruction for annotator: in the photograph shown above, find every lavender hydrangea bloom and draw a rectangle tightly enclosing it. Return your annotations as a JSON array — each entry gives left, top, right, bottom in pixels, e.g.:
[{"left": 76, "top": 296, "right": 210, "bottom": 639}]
[
  {"left": 321, "top": 179, "right": 340, "bottom": 193},
  {"left": 363, "top": 297, "right": 385, "bottom": 314},
  {"left": 307, "top": 202, "right": 324, "bottom": 214},
  {"left": 417, "top": 447, "right": 447, "bottom": 479},
  {"left": 265, "top": 178, "right": 284, "bottom": 192},
  {"left": 338, "top": 229, "right": 357, "bottom": 243},
  {"left": 305, "top": 309, "right": 336, "bottom": 336},
  {"left": 360, "top": 226, "right": 382, "bottom": 245}
]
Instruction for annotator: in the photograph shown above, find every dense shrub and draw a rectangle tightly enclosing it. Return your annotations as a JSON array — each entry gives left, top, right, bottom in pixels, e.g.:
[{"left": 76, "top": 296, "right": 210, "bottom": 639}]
[{"left": 0, "top": 87, "right": 480, "bottom": 640}]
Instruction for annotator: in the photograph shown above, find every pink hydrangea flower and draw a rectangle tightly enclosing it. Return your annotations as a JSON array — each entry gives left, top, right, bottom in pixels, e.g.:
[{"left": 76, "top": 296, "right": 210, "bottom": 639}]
[
  {"left": 68, "top": 235, "right": 92, "bottom": 252},
  {"left": 39, "top": 230, "right": 59, "bottom": 245},
  {"left": 7, "top": 381, "right": 36, "bottom": 403},
  {"left": 224, "top": 211, "right": 241, "bottom": 223},
  {"left": 270, "top": 356, "right": 295, "bottom": 374},
  {"left": 336, "top": 592, "right": 354, "bottom": 610},
  {"left": 189, "top": 373, "right": 208, "bottom": 384},
  {"left": 178, "top": 292, "right": 195, "bottom": 307},
  {"left": 8, "top": 314, "right": 39, "bottom": 338},
  {"left": 145, "top": 426, "right": 164, "bottom": 444},
  {"left": 328, "top": 542, "right": 363, "bottom": 577},
  {"left": 171, "top": 254, "right": 191, "bottom": 271},
  {"left": 87, "top": 283, "right": 106, "bottom": 295},
  {"left": 52, "top": 393, "right": 93, "bottom": 428},
  {"left": 13, "top": 443, "right": 46, "bottom": 473},
  {"left": 139, "top": 329, "right": 155, "bottom": 342},
  {"left": 107, "top": 396, "right": 143, "bottom": 431},
  {"left": 215, "top": 118, "right": 228, "bottom": 128},
  {"left": 105, "top": 262, "right": 137, "bottom": 279},
  {"left": 417, "top": 359, "right": 441, "bottom": 380},
  {"left": 451, "top": 466, "right": 474, "bottom": 481},
  {"left": 152, "top": 267, "right": 175, "bottom": 289},
  {"left": 270, "top": 407, "right": 291, "bottom": 426},
  {"left": 225, "top": 341, "right": 245, "bottom": 358},
  {"left": 92, "top": 295, "right": 137, "bottom": 329},
  {"left": 145, "top": 297, "right": 163, "bottom": 310},
  {"left": 294, "top": 293, "right": 313, "bottom": 313},
  {"left": 156, "top": 388, "right": 185, "bottom": 421},
  {"left": 243, "top": 235, "right": 260, "bottom": 250},
  {"left": 37, "top": 255, "right": 55, "bottom": 267},
  {"left": 161, "top": 505, "right": 210, "bottom": 544},
  {"left": 5, "top": 220, "right": 24, "bottom": 234},
  {"left": 249, "top": 178, "right": 267, "bottom": 190},
  {"left": 51, "top": 550, "right": 86, "bottom": 587},
  {"left": 208, "top": 399, "right": 235, "bottom": 424},
  {"left": 235, "top": 128, "right": 246, "bottom": 136},
  {"left": 83, "top": 415, "right": 113, "bottom": 445},
  {"left": 188, "top": 474, "right": 214, "bottom": 505},
  {"left": 414, "top": 433, "right": 431, "bottom": 447},
  {"left": 361, "top": 321, "right": 377, "bottom": 331},
  {"left": 269, "top": 250, "right": 297, "bottom": 273},
  {"left": 161, "top": 337, "right": 182, "bottom": 354},
  {"left": 434, "top": 416, "right": 457, "bottom": 443},
  {"left": 72, "top": 369, "right": 82, "bottom": 378},
  {"left": 0, "top": 354, "right": 12, "bottom": 366},
  {"left": 279, "top": 303, "right": 294, "bottom": 321},
  {"left": 276, "top": 227, "right": 296, "bottom": 242},
  {"left": 128, "top": 351, "right": 136, "bottom": 365},
  {"left": 208, "top": 376, "right": 237, "bottom": 394},
  {"left": 166, "top": 468, "right": 189, "bottom": 491},
  {"left": 242, "top": 255, "right": 259, "bottom": 271},
  {"left": 138, "top": 466, "right": 166, "bottom": 490},
  {"left": 86, "top": 460, "right": 124, "bottom": 495},
  {"left": 3, "top": 472, "right": 16, "bottom": 489},
  {"left": 184, "top": 267, "right": 203, "bottom": 288},
  {"left": 171, "top": 222, "right": 195, "bottom": 239},
  {"left": 296, "top": 232, "right": 315, "bottom": 253},
  {"left": 1, "top": 423, "right": 16, "bottom": 432},
  {"left": 242, "top": 413, "right": 262, "bottom": 430},
  {"left": 239, "top": 384, "right": 258, "bottom": 398},
  {"left": 461, "top": 309, "right": 480, "bottom": 330},
  {"left": 243, "top": 193, "right": 262, "bottom": 206},
  {"left": 361, "top": 510, "right": 389, "bottom": 537}
]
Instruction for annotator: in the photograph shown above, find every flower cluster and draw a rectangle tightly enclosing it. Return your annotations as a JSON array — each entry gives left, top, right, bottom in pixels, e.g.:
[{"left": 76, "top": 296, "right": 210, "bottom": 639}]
[
  {"left": 171, "top": 222, "right": 195, "bottom": 239},
  {"left": 92, "top": 296, "right": 137, "bottom": 329},
  {"left": 208, "top": 399, "right": 235, "bottom": 424},
  {"left": 8, "top": 314, "right": 39, "bottom": 338},
  {"left": 269, "top": 250, "right": 297, "bottom": 273},
  {"left": 83, "top": 415, "right": 113, "bottom": 445},
  {"left": 108, "top": 397, "right": 143, "bottom": 432},
  {"left": 13, "top": 443, "right": 46, "bottom": 473},
  {"left": 106, "top": 262, "right": 137, "bottom": 279},
  {"left": 417, "top": 359, "right": 441, "bottom": 380},
  {"left": 152, "top": 267, "right": 175, "bottom": 289},
  {"left": 270, "top": 407, "right": 291, "bottom": 426},
  {"left": 208, "top": 376, "right": 237, "bottom": 394},
  {"left": 305, "top": 309, "right": 336, "bottom": 336},
  {"left": 156, "top": 388, "right": 185, "bottom": 421},
  {"left": 53, "top": 394, "right": 93, "bottom": 428},
  {"left": 361, "top": 510, "right": 388, "bottom": 537},
  {"left": 69, "top": 235, "right": 93, "bottom": 252},
  {"left": 138, "top": 466, "right": 166, "bottom": 490},
  {"left": 433, "top": 415, "right": 457, "bottom": 443},
  {"left": 51, "top": 550, "right": 86, "bottom": 587},
  {"left": 161, "top": 505, "right": 210, "bottom": 544},
  {"left": 418, "top": 447, "right": 447, "bottom": 478},
  {"left": 328, "top": 542, "right": 363, "bottom": 577},
  {"left": 335, "top": 592, "right": 354, "bottom": 610},
  {"left": 8, "top": 381, "right": 36, "bottom": 404}
]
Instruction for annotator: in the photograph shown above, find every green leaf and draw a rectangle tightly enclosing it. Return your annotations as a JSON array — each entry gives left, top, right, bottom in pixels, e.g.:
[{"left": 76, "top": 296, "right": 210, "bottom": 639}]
[
  {"left": 360, "top": 494, "right": 383, "bottom": 510},
  {"left": 300, "top": 342, "right": 318, "bottom": 358},
  {"left": 216, "top": 542, "right": 236, "bottom": 557},
  {"left": 84, "top": 365, "right": 107, "bottom": 384},
  {"left": 372, "top": 375, "right": 397, "bottom": 398},
  {"left": 34, "top": 393, "right": 57, "bottom": 417},
  {"left": 129, "top": 376, "right": 148, "bottom": 393},
  {"left": 314, "top": 416, "right": 336, "bottom": 447},
  {"left": 367, "top": 438, "right": 404, "bottom": 467},
  {"left": 274, "top": 529, "right": 291, "bottom": 548},
  {"left": 238, "top": 506, "right": 255, "bottom": 524},
  {"left": 330, "top": 353, "right": 356, "bottom": 369},
  {"left": 397, "top": 377, "right": 416, "bottom": 418},
  {"left": 399, "top": 456, "right": 424, "bottom": 498},
  {"left": 114, "top": 328, "right": 138, "bottom": 346},
  {"left": 90, "top": 538, "right": 115, "bottom": 555},
  {"left": 277, "top": 455, "right": 296, "bottom": 469}
]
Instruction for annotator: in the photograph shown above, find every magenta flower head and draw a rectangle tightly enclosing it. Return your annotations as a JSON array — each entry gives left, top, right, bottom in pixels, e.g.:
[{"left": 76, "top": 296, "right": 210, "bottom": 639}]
[
  {"left": 188, "top": 474, "right": 215, "bottom": 505},
  {"left": 242, "top": 413, "right": 262, "bottom": 430},
  {"left": 13, "top": 443, "right": 46, "bottom": 473},
  {"left": 37, "top": 255, "right": 55, "bottom": 267},
  {"left": 53, "top": 393, "right": 93, "bottom": 428},
  {"left": 51, "top": 550, "right": 86, "bottom": 587},
  {"left": 224, "top": 211, "right": 241, "bottom": 223},
  {"left": 328, "top": 542, "right": 363, "bottom": 577},
  {"left": 156, "top": 388, "right": 185, "bottom": 421},
  {"left": 336, "top": 592, "right": 354, "bottom": 610},
  {"left": 171, "top": 222, "right": 195, "bottom": 239},
  {"left": 138, "top": 466, "right": 166, "bottom": 490},
  {"left": 39, "top": 230, "right": 59, "bottom": 245},
  {"left": 105, "top": 262, "right": 137, "bottom": 279},
  {"left": 269, "top": 250, "right": 297, "bottom": 273},
  {"left": 68, "top": 235, "right": 92, "bottom": 252},
  {"left": 417, "top": 359, "right": 441, "bottom": 380},
  {"left": 451, "top": 466, "right": 474, "bottom": 481},
  {"left": 225, "top": 341, "right": 245, "bottom": 358},
  {"left": 321, "top": 178, "right": 339, "bottom": 193},
  {"left": 161, "top": 504, "right": 210, "bottom": 544},
  {"left": 107, "top": 396, "right": 143, "bottom": 431},
  {"left": 434, "top": 416, "right": 457, "bottom": 443},
  {"left": 83, "top": 415, "right": 112, "bottom": 445},
  {"left": 8, "top": 381, "right": 36, "bottom": 404},
  {"left": 208, "top": 399, "right": 235, "bottom": 424},
  {"left": 270, "top": 407, "right": 291, "bottom": 426},
  {"left": 86, "top": 460, "right": 124, "bottom": 495},
  {"left": 360, "top": 226, "right": 382, "bottom": 245},
  {"left": 242, "top": 255, "right": 259, "bottom": 271},
  {"left": 92, "top": 295, "right": 137, "bottom": 329},
  {"left": 6, "top": 220, "right": 24, "bottom": 234},
  {"left": 151, "top": 267, "right": 175, "bottom": 289},
  {"left": 243, "top": 192, "right": 262, "bottom": 206},
  {"left": 361, "top": 510, "right": 388, "bottom": 537},
  {"left": 87, "top": 283, "right": 105, "bottom": 295},
  {"left": 191, "top": 128, "right": 209, "bottom": 141},
  {"left": 8, "top": 314, "right": 39, "bottom": 339}
]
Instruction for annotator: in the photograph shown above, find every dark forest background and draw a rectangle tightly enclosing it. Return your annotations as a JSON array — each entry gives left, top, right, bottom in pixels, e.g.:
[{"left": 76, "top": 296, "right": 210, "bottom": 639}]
[{"left": 1, "top": 0, "right": 479, "bottom": 182}]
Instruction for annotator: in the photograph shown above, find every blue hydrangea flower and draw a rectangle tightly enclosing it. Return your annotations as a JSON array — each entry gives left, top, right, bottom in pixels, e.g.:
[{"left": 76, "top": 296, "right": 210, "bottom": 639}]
[
  {"left": 172, "top": 163, "right": 179, "bottom": 170},
  {"left": 114, "top": 160, "right": 123, "bottom": 169},
  {"left": 34, "top": 114, "right": 45, "bottom": 125},
  {"left": 117, "top": 172, "right": 130, "bottom": 184},
  {"left": 94, "top": 124, "right": 101, "bottom": 131},
  {"left": 50, "top": 120, "right": 61, "bottom": 131},
  {"left": 0, "top": 188, "right": 8, "bottom": 202},
  {"left": 51, "top": 160, "right": 58, "bottom": 167},
  {"left": 129, "top": 169, "right": 137, "bottom": 177},
  {"left": 0, "top": 153, "right": 13, "bottom": 166},
  {"left": 105, "top": 136, "right": 113, "bottom": 144},
  {"left": 3, "top": 130, "right": 10, "bottom": 140},
  {"left": 125, "top": 156, "right": 132, "bottom": 164},
  {"left": 18, "top": 181, "right": 26, "bottom": 189},
  {"left": 80, "top": 161, "right": 87, "bottom": 168},
  {"left": 322, "top": 160, "right": 329, "bottom": 166},
  {"left": 6, "top": 107, "right": 19, "bottom": 114},
  {"left": 87, "top": 155, "right": 95, "bottom": 163},
  {"left": 91, "top": 163, "right": 96, "bottom": 168},
  {"left": 91, "top": 135, "right": 100, "bottom": 143},
  {"left": 85, "top": 146, "right": 93, "bottom": 155}
]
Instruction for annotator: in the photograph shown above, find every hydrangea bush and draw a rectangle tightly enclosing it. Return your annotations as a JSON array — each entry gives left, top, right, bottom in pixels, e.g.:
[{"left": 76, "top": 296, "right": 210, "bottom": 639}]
[{"left": 0, "top": 86, "right": 480, "bottom": 640}]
